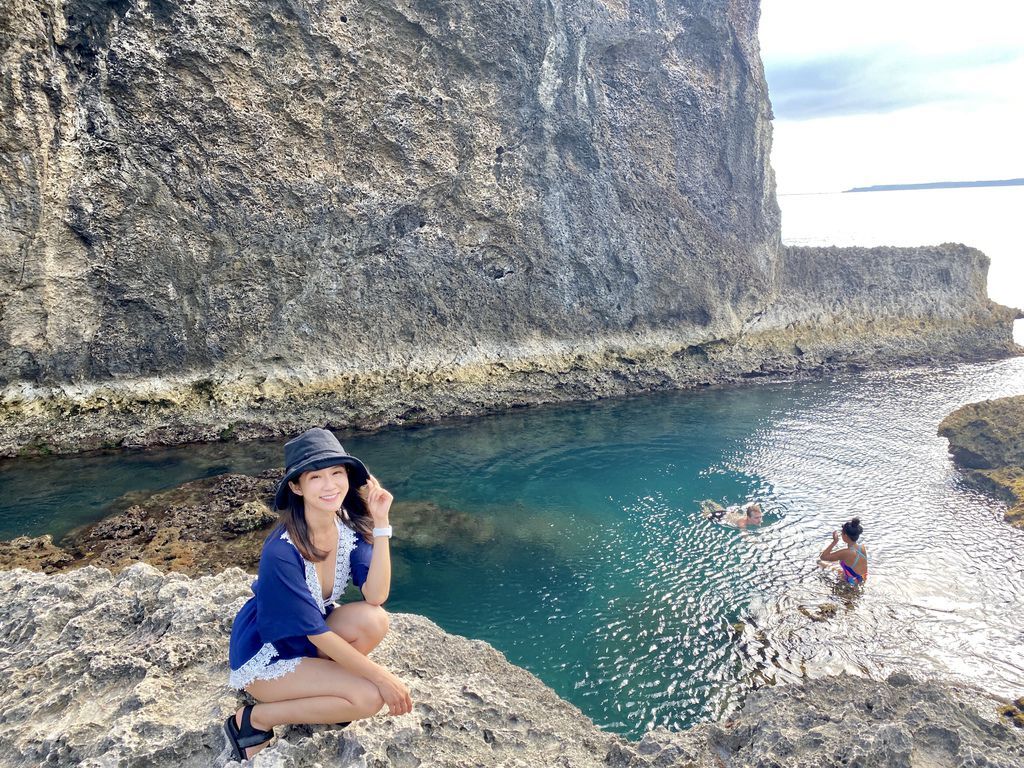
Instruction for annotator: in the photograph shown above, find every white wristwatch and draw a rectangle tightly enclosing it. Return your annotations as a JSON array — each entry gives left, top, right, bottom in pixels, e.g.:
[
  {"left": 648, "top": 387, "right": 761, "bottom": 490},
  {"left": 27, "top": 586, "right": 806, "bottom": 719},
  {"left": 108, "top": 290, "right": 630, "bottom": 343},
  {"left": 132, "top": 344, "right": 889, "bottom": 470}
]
[{"left": 372, "top": 526, "right": 393, "bottom": 539}]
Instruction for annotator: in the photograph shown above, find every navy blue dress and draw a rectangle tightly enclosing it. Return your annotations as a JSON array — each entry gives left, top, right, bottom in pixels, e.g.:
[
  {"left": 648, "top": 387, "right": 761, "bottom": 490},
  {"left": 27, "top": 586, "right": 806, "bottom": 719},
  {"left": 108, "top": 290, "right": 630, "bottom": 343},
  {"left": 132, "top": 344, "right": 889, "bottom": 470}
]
[{"left": 228, "top": 519, "right": 374, "bottom": 689}]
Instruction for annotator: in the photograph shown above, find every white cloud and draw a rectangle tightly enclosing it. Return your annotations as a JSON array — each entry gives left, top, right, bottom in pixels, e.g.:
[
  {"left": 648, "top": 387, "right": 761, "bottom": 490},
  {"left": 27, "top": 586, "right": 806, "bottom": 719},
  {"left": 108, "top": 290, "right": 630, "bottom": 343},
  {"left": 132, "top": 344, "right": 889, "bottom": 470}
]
[
  {"left": 760, "top": 0, "right": 1024, "bottom": 192},
  {"left": 760, "top": 1, "right": 1024, "bottom": 63}
]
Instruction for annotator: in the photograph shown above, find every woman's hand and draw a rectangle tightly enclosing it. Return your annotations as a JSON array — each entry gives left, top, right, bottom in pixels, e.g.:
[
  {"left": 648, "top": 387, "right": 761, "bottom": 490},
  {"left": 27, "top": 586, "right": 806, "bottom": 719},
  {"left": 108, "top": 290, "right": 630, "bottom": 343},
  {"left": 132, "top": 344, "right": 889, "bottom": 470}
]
[
  {"left": 359, "top": 475, "right": 393, "bottom": 526},
  {"left": 373, "top": 669, "right": 413, "bottom": 716},
  {"left": 820, "top": 530, "right": 841, "bottom": 561}
]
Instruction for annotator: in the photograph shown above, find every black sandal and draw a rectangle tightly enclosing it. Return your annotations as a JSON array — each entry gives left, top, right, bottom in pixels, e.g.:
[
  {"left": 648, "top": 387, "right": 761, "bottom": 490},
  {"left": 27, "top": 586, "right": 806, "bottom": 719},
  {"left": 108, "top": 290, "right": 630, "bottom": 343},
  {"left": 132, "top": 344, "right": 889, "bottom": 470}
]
[{"left": 225, "top": 704, "right": 274, "bottom": 761}]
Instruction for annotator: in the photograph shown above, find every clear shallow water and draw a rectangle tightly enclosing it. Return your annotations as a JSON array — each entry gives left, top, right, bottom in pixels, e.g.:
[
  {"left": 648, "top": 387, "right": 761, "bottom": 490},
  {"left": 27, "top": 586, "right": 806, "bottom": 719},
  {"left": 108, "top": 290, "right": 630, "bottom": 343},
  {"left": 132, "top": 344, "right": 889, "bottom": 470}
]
[{"left": 2, "top": 358, "right": 1023, "bottom": 738}]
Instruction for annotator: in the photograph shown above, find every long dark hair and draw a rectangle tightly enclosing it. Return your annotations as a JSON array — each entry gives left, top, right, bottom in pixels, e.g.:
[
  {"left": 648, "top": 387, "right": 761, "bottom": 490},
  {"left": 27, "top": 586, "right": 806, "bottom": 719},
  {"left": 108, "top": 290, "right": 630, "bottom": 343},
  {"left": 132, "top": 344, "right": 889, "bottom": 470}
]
[{"left": 279, "top": 475, "right": 374, "bottom": 561}]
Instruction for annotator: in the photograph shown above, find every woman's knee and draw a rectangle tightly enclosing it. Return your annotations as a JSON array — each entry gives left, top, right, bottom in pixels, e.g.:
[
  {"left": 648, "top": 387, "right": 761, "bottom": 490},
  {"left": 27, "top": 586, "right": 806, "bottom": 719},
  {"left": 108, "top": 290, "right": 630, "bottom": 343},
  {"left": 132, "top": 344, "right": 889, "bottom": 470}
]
[
  {"left": 366, "top": 604, "right": 389, "bottom": 642},
  {"left": 348, "top": 682, "right": 385, "bottom": 718},
  {"left": 350, "top": 603, "right": 389, "bottom": 645},
  {"left": 326, "top": 602, "right": 389, "bottom": 653}
]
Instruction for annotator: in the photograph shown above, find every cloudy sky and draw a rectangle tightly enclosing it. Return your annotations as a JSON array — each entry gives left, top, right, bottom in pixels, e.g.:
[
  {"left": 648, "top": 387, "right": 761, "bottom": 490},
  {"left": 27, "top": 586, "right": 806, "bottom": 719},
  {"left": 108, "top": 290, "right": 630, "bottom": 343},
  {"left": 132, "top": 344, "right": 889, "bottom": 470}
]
[{"left": 759, "top": 1, "right": 1024, "bottom": 193}]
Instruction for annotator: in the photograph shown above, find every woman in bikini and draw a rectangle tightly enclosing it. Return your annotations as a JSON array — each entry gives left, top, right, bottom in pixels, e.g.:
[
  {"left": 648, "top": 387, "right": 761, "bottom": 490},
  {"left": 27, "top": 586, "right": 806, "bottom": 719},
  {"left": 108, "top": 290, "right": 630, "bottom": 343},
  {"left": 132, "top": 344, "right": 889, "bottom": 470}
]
[
  {"left": 224, "top": 427, "right": 413, "bottom": 761},
  {"left": 819, "top": 517, "right": 868, "bottom": 585}
]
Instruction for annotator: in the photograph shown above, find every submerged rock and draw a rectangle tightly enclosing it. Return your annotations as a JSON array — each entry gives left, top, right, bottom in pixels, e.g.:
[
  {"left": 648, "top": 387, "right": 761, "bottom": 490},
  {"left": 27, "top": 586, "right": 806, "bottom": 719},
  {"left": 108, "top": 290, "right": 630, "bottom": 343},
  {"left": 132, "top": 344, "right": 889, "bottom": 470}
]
[
  {"left": 1, "top": 565, "right": 1022, "bottom": 767},
  {"left": 939, "top": 395, "right": 1024, "bottom": 529},
  {"left": 0, "top": 471, "right": 507, "bottom": 575}
]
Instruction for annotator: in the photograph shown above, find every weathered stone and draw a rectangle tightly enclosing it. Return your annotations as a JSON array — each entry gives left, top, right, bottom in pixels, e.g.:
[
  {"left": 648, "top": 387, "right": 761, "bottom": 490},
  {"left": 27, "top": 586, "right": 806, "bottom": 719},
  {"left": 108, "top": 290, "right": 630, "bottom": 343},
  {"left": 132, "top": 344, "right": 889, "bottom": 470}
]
[
  {"left": 0, "top": 534, "right": 74, "bottom": 572},
  {"left": 939, "top": 395, "right": 1024, "bottom": 529},
  {"left": 2, "top": 566, "right": 1022, "bottom": 767},
  {"left": 56, "top": 470, "right": 280, "bottom": 575},
  {"left": 222, "top": 500, "right": 277, "bottom": 534},
  {"left": 0, "top": 470, "right": 510, "bottom": 576},
  {"left": 939, "top": 395, "right": 1024, "bottom": 470},
  {"left": 1, "top": 1, "right": 1019, "bottom": 458}
]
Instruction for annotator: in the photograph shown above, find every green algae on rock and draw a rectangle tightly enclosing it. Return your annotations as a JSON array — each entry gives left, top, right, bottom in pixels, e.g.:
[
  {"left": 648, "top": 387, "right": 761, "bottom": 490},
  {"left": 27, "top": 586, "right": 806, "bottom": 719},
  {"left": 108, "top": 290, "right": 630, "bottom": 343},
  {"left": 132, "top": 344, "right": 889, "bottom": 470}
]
[
  {"left": 939, "top": 394, "right": 1024, "bottom": 529},
  {"left": 0, "top": 470, "right": 513, "bottom": 576}
]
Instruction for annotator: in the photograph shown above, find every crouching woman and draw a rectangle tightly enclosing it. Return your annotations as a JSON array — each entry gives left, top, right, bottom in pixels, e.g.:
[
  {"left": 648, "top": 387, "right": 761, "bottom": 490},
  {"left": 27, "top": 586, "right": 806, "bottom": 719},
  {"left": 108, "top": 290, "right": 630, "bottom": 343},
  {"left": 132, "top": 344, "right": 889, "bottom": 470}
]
[{"left": 225, "top": 428, "right": 412, "bottom": 761}]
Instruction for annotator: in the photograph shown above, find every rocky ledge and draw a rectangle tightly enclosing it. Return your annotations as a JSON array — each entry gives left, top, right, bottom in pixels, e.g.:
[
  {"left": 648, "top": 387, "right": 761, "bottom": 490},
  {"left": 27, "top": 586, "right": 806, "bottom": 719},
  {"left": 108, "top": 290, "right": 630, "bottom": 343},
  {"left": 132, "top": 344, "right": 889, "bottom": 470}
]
[
  {"left": 0, "top": 470, "right": 515, "bottom": 576},
  {"left": 939, "top": 394, "right": 1024, "bottom": 529},
  {"left": 1, "top": 565, "right": 1022, "bottom": 767},
  {"left": 3, "top": 244, "right": 1020, "bottom": 461}
]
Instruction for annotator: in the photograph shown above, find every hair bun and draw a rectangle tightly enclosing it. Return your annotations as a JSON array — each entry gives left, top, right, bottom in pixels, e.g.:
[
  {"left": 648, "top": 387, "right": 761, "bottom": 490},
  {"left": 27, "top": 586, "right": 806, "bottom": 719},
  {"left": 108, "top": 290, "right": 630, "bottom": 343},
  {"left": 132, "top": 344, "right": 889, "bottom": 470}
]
[{"left": 851, "top": 517, "right": 861, "bottom": 526}]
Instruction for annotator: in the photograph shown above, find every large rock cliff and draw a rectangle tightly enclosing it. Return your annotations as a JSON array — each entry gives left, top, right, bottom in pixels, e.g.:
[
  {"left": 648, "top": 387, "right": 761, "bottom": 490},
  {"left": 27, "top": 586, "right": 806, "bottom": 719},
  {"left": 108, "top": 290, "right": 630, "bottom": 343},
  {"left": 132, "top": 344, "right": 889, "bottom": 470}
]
[
  {"left": 2, "top": 565, "right": 1022, "bottom": 767},
  {"left": 0, "top": 1, "right": 1018, "bottom": 456}
]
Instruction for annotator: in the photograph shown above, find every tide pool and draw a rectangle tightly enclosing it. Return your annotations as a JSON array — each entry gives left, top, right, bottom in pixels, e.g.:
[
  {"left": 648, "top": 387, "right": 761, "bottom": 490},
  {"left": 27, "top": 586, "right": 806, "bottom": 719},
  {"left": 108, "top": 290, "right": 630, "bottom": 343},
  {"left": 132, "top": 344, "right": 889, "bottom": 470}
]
[{"left": 2, "top": 357, "right": 1023, "bottom": 738}]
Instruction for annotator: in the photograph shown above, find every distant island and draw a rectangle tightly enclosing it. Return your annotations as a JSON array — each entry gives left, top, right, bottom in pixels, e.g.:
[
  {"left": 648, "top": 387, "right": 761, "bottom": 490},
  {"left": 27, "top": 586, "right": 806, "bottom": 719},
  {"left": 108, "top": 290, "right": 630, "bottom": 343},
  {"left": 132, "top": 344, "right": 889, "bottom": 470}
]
[{"left": 845, "top": 178, "right": 1024, "bottom": 193}]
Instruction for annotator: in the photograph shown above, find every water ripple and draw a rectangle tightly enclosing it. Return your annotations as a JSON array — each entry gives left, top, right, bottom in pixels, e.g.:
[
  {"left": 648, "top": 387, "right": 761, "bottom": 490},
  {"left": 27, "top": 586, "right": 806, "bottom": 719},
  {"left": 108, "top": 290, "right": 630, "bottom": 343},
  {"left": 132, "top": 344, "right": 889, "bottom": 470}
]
[{"left": 2, "top": 358, "right": 1023, "bottom": 739}]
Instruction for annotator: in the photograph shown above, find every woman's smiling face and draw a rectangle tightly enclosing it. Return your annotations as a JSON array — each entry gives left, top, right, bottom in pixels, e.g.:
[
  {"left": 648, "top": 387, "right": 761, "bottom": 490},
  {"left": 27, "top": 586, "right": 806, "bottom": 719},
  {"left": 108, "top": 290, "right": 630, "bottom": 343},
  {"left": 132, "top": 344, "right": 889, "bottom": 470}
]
[{"left": 289, "top": 464, "right": 350, "bottom": 515}]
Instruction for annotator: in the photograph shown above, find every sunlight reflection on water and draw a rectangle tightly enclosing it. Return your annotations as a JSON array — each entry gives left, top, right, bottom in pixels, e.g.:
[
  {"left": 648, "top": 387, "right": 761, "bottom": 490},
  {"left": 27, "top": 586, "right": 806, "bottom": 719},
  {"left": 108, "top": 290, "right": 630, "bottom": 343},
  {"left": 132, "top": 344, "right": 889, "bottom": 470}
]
[{"left": 1, "top": 358, "right": 1022, "bottom": 738}]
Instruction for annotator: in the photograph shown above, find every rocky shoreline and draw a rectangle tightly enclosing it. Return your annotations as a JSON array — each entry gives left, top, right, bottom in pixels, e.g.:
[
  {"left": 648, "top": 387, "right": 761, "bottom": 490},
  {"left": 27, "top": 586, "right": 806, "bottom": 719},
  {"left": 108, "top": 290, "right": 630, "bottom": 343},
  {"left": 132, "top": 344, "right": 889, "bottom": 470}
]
[
  {"left": 2, "top": 467, "right": 1024, "bottom": 765},
  {"left": 1, "top": 564, "right": 1022, "bottom": 767},
  {"left": 939, "top": 394, "right": 1024, "bottom": 529},
  {"left": 3, "top": 248, "right": 1020, "bottom": 458}
]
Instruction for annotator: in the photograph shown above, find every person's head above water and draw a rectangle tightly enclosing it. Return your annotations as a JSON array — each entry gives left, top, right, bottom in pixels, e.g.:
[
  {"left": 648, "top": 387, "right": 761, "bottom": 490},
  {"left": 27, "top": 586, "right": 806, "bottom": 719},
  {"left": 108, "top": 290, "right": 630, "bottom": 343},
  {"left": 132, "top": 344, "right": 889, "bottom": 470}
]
[
  {"left": 745, "top": 503, "right": 763, "bottom": 523},
  {"left": 841, "top": 517, "right": 863, "bottom": 543}
]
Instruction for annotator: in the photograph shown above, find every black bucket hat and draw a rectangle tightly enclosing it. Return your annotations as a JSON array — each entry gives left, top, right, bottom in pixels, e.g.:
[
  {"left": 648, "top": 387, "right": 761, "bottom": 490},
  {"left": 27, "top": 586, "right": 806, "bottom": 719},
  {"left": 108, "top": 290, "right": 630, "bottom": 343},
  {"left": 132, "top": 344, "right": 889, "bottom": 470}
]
[{"left": 273, "top": 427, "right": 370, "bottom": 510}]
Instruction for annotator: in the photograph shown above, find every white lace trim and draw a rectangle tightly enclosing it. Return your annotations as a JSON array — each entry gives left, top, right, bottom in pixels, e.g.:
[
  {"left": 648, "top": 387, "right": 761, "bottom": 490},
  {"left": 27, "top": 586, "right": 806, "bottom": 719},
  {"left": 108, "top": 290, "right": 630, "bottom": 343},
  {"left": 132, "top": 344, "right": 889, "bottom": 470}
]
[
  {"left": 228, "top": 642, "right": 303, "bottom": 690},
  {"left": 332, "top": 521, "right": 359, "bottom": 603},
  {"left": 280, "top": 519, "right": 359, "bottom": 612}
]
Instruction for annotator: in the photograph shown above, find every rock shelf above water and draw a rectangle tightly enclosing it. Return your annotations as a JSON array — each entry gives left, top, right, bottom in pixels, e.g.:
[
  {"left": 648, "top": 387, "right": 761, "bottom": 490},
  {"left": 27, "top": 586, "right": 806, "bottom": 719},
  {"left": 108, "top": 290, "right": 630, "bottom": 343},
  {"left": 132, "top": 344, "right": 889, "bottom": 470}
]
[
  {"left": 939, "top": 394, "right": 1024, "bottom": 529},
  {"left": 2, "top": 0, "right": 1021, "bottom": 458},
  {"left": 0, "top": 565, "right": 1022, "bottom": 767}
]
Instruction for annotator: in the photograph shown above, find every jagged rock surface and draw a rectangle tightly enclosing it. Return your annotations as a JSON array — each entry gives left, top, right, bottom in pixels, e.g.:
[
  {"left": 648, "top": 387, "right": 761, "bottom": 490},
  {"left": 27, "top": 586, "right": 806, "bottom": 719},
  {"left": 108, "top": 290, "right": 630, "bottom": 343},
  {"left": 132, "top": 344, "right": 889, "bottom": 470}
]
[
  {"left": 0, "top": 534, "right": 74, "bottom": 573},
  {"left": 1, "top": 1, "right": 1018, "bottom": 457},
  {"left": 939, "top": 394, "right": 1024, "bottom": 529},
  {"left": 1, "top": 565, "right": 1022, "bottom": 767}
]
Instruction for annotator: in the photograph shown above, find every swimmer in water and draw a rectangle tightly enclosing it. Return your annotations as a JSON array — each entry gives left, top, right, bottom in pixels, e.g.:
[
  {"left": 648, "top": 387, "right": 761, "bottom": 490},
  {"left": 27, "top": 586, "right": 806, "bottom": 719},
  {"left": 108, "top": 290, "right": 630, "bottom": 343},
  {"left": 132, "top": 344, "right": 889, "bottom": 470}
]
[
  {"left": 702, "top": 500, "right": 764, "bottom": 528},
  {"left": 735, "top": 503, "right": 763, "bottom": 529}
]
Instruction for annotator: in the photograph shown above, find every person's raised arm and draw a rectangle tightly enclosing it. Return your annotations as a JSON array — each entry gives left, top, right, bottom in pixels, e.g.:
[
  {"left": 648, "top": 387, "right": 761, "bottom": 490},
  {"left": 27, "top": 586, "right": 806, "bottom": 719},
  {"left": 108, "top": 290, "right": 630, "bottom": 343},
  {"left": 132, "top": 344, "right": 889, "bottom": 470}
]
[
  {"left": 819, "top": 530, "right": 843, "bottom": 562},
  {"left": 359, "top": 476, "right": 392, "bottom": 606}
]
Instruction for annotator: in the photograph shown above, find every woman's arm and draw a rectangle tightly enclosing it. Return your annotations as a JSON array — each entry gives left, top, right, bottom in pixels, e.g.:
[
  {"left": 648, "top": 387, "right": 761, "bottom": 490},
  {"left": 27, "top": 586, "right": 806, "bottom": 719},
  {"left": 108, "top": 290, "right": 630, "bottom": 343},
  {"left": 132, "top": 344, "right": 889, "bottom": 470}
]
[
  {"left": 308, "top": 630, "right": 412, "bottom": 715},
  {"left": 360, "top": 475, "right": 393, "bottom": 605},
  {"left": 819, "top": 531, "right": 846, "bottom": 562},
  {"left": 361, "top": 537, "right": 391, "bottom": 605}
]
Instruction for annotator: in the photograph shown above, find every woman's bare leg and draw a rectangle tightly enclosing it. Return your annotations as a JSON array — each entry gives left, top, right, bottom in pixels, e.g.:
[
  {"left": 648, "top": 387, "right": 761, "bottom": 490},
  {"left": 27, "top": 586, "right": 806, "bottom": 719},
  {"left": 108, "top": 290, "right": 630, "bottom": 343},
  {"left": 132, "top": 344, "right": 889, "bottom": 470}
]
[
  {"left": 235, "top": 658, "right": 384, "bottom": 759},
  {"left": 323, "top": 602, "right": 389, "bottom": 655}
]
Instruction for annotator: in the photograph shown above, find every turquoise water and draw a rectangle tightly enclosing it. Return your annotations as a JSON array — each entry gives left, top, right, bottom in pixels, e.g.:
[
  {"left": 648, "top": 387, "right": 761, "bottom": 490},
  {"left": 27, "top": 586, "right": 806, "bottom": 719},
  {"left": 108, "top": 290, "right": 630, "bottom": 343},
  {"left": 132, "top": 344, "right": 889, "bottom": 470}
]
[{"left": 2, "top": 357, "right": 1023, "bottom": 738}]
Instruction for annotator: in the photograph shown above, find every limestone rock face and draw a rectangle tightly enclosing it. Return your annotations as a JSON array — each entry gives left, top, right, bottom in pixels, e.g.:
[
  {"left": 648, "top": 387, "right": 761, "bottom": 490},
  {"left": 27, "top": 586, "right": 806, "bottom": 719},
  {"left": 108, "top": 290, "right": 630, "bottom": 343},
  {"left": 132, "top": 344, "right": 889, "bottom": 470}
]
[
  {"left": 1, "top": 0, "right": 775, "bottom": 383},
  {"left": 2, "top": 565, "right": 1022, "bottom": 767},
  {"left": 1, "top": 2, "right": 1019, "bottom": 457},
  {"left": 939, "top": 395, "right": 1024, "bottom": 529}
]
